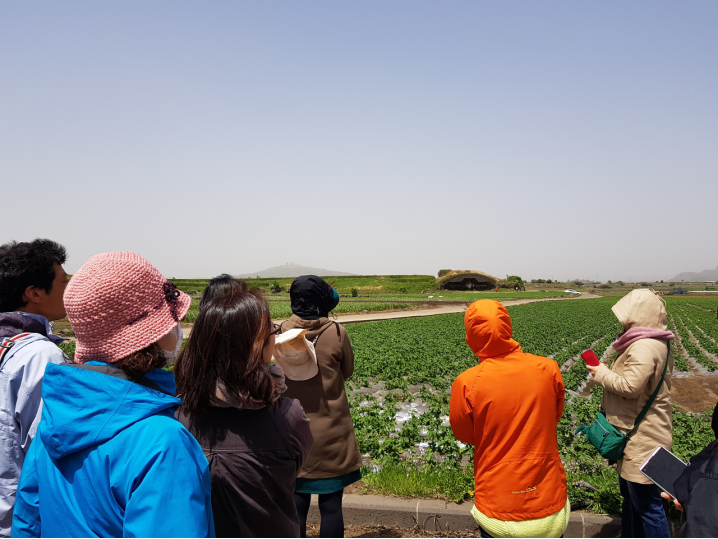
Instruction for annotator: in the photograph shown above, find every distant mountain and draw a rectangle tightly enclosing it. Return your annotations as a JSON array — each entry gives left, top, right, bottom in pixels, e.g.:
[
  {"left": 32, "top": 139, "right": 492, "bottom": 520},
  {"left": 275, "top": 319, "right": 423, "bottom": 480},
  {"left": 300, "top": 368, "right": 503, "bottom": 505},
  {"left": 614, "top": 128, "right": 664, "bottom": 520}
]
[
  {"left": 236, "top": 264, "right": 356, "bottom": 279},
  {"left": 668, "top": 265, "right": 718, "bottom": 282}
]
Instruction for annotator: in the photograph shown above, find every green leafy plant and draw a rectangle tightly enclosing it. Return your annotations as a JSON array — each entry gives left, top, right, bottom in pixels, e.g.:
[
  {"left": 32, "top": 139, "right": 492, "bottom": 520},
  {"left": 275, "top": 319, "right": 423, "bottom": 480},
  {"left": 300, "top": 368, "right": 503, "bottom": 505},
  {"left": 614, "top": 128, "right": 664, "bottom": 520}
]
[{"left": 270, "top": 281, "right": 282, "bottom": 294}]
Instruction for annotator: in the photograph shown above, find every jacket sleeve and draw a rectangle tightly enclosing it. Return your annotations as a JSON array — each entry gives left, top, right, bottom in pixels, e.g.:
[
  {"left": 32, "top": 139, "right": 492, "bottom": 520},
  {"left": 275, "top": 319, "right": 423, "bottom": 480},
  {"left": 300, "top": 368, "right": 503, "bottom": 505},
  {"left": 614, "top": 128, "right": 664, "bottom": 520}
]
[
  {"left": 339, "top": 326, "right": 355, "bottom": 381},
  {"left": 282, "top": 399, "right": 314, "bottom": 470},
  {"left": 449, "top": 371, "right": 475, "bottom": 446},
  {"left": 554, "top": 365, "right": 566, "bottom": 424},
  {"left": 11, "top": 432, "right": 41, "bottom": 537},
  {"left": 120, "top": 427, "right": 215, "bottom": 538},
  {"left": 15, "top": 341, "right": 66, "bottom": 452},
  {"left": 594, "top": 342, "right": 658, "bottom": 399}
]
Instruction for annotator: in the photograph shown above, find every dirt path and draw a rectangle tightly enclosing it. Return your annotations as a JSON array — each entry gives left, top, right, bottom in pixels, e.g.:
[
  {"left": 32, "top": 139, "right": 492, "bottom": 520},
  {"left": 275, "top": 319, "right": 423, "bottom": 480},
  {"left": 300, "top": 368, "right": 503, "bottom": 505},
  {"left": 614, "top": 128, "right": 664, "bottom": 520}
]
[
  {"left": 306, "top": 523, "right": 479, "bottom": 538},
  {"left": 179, "top": 294, "right": 602, "bottom": 336}
]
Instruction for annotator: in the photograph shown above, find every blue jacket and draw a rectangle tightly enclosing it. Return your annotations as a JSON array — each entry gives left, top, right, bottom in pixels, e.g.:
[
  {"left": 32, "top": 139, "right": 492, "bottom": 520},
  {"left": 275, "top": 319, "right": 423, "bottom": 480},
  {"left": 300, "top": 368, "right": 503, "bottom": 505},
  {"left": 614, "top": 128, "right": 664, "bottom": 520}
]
[{"left": 11, "top": 362, "right": 215, "bottom": 538}]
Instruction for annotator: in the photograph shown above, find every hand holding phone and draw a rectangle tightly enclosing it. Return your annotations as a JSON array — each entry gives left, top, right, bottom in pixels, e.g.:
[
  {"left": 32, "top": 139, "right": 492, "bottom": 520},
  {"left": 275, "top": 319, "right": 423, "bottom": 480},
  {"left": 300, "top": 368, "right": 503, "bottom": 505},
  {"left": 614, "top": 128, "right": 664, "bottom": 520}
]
[{"left": 581, "top": 349, "right": 600, "bottom": 367}]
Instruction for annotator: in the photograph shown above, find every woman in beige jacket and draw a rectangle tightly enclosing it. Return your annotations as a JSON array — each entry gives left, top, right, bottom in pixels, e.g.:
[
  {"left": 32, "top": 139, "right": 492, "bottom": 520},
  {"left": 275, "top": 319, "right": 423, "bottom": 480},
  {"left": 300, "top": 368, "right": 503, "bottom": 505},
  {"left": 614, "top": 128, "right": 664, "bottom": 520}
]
[{"left": 588, "top": 289, "right": 674, "bottom": 538}]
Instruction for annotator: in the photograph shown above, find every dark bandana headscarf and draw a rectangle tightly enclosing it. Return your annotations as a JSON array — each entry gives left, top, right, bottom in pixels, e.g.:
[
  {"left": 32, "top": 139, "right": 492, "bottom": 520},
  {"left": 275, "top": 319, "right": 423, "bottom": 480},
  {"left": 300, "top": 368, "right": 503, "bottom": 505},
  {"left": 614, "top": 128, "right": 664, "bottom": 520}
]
[{"left": 290, "top": 275, "right": 339, "bottom": 320}]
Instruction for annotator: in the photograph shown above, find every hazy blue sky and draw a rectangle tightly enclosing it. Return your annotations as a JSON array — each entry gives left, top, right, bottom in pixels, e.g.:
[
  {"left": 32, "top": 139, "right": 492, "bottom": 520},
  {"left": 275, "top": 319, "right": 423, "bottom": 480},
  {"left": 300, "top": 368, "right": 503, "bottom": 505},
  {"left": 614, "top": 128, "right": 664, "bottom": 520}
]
[{"left": 2, "top": 2, "right": 716, "bottom": 281}]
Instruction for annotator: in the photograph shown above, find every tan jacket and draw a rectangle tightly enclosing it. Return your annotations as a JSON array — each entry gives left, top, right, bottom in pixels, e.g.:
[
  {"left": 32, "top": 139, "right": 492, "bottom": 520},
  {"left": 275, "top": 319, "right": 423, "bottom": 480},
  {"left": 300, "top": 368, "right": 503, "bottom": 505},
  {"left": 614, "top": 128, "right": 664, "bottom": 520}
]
[
  {"left": 281, "top": 315, "right": 363, "bottom": 479},
  {"left": 595, "top": 290, "right": 674, "bottom": 484}
]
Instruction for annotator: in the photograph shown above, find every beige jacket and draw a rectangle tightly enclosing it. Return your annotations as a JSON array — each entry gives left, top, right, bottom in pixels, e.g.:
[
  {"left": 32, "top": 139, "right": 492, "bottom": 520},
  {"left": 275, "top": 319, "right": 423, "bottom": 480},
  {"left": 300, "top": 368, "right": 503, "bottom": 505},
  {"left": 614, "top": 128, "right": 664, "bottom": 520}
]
[{"left": 595, "top": 290, "right": 674, "bottom": 484}]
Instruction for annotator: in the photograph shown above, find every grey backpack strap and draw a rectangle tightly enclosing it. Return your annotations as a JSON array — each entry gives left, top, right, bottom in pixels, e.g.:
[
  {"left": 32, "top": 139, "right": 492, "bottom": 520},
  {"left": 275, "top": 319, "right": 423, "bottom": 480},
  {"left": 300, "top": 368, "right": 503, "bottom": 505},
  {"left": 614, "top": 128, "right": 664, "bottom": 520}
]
[
  {"left": 0, "top": 333, "right": 31, "bottom": 372},
  {"left": 63, "top": 363, "right": 174, "bottom": 397}
]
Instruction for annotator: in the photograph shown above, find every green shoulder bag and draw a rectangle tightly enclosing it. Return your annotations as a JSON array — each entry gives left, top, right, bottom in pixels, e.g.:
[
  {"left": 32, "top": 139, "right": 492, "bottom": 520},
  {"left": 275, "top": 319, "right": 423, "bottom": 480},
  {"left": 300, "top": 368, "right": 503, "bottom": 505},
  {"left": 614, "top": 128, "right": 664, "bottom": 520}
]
[{"left": 575, "top": 341, "right": 670, "bottom": 461}]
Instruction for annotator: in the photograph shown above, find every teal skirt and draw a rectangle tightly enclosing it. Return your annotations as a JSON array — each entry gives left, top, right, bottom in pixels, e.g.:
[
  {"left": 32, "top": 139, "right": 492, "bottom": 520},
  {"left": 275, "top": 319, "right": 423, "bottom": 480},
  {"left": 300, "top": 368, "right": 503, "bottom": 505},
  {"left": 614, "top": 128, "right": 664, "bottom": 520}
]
[{"left": 294, "top": 470, "right": 362, "bottom": 495}]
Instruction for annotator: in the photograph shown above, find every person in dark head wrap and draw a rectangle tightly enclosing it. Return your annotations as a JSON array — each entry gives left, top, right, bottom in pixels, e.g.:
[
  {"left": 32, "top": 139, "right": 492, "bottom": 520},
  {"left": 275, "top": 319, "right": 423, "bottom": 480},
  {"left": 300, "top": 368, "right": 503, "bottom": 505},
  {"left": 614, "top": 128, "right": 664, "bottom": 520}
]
[
  {"left": 280, "top": 276, "right": 361, "bottom": 538},
  {"left": 289, "top": 276, "right": 340, "bottom": 320}
]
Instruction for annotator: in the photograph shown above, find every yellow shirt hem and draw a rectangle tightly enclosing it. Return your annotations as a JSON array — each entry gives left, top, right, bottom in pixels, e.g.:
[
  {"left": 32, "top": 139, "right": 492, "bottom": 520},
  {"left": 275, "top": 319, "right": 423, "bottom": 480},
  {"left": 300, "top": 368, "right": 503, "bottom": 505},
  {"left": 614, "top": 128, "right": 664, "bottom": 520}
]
[{"left": 470, "top": 498, "right": 570, "bottom": 538}]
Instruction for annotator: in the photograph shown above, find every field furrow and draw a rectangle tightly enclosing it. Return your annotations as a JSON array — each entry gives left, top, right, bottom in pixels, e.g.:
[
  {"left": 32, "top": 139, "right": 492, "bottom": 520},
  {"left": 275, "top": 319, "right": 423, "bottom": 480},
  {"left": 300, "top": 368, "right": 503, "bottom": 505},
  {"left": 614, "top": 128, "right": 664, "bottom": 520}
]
[
  {"left": 667, "top": 314, "right": 693, "bottom": 372},
  {"left": 673, "top": 313, "right": 717, "bottom": 372}
]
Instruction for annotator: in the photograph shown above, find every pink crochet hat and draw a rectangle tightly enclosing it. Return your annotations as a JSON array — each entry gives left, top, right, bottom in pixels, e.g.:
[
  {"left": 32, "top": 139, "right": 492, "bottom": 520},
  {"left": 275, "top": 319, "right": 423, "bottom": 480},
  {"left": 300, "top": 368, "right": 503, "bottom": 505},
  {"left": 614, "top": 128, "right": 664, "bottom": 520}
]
[{"left": 64, "top": 252, "right": 191, "bottom": 364}]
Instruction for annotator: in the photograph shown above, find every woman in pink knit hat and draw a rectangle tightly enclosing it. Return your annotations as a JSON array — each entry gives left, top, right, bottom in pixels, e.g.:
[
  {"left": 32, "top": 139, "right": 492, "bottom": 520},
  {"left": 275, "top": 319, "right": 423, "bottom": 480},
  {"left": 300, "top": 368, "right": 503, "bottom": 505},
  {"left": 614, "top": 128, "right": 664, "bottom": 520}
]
[{"left": 12, "top": 252, "right": 215, "bottom": 538}]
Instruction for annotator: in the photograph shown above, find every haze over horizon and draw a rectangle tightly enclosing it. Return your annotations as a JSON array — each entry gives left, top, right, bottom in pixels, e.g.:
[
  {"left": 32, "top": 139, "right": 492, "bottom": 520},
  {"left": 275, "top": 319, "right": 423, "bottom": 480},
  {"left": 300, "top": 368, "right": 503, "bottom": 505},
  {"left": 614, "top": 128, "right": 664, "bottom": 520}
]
[{"left": 2, "top": 2, "right": 716, "bottom": 282}]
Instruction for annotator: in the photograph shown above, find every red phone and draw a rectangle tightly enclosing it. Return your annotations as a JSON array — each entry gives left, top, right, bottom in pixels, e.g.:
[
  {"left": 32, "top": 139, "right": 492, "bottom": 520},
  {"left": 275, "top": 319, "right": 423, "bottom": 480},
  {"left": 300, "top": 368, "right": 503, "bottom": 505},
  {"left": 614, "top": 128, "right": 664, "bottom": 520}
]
[{"left": 581, "top": 349, "right": 600, "bottom": 367}]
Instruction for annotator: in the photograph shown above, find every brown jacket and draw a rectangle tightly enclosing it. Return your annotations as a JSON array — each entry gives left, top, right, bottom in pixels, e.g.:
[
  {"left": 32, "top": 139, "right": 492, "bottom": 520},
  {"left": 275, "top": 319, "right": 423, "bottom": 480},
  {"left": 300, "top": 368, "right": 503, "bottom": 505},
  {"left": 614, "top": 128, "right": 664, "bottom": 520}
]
[
  {"left": 281, "top": 315, "right": 363, "bottom": 479},
  {"left": 595, "top": 290, "right": 674, "bottom": 484}
]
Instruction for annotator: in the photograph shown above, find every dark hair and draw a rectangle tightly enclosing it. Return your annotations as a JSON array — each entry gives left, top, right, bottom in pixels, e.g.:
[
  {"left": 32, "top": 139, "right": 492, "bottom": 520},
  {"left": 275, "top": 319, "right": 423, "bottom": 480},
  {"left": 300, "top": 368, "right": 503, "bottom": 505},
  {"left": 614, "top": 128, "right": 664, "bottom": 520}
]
[
  {"left": 115, "top": 343, "right": 165, "bottom": 377},
  {"left": 0, "top": 239, "right": 67, "bottom": 312},
  {"left": 199, "top": 274, "right": 247, "bottom": 309},
  {"left": 175, "top": 290, "right": 279, "bottom": 412}
]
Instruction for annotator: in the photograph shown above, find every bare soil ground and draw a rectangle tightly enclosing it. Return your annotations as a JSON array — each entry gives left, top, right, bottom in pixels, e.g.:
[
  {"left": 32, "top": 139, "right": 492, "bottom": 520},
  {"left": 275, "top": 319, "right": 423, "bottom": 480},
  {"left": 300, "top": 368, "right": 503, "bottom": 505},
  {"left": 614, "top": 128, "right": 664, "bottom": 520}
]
[{"left": 672, "top": 376, "right": 718, "bottom": 412}]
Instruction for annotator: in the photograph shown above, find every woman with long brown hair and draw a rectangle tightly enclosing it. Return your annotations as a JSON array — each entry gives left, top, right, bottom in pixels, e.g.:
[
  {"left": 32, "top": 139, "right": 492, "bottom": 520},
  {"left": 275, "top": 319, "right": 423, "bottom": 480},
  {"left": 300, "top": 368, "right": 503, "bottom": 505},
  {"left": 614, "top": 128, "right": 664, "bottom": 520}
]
[{"left": 175, "top": 288, "right": 313, "bottom": 538}]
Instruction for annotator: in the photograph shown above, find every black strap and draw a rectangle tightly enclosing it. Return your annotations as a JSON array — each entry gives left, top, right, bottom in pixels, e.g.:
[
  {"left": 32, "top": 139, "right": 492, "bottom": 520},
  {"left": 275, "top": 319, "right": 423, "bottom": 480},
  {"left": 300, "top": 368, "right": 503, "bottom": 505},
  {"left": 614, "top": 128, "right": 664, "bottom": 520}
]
[
  {"left": 630, "top": 341, "right": 671, "bottom": 434},
  {"left": 62, "top": 363, "right": 175, "bottom": 397},
  {"left": 310, "top": 321, "right": 341, "bottom": 346}
]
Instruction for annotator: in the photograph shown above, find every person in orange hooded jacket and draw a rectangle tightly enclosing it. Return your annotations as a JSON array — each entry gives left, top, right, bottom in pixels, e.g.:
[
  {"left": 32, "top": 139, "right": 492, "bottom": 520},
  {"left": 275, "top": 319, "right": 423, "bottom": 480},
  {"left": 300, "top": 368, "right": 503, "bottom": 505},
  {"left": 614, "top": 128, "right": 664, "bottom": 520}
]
[{"left": 450, "top": 300, "right": 569, "bottom": 538}]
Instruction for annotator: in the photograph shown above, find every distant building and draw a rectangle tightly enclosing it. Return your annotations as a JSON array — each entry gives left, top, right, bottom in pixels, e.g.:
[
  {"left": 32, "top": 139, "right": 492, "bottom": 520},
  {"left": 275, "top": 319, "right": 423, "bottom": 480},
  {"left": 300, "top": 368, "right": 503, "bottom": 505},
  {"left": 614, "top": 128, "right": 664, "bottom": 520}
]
[{"left": 437, "top": 270, "right": 499, "bottom": 291}]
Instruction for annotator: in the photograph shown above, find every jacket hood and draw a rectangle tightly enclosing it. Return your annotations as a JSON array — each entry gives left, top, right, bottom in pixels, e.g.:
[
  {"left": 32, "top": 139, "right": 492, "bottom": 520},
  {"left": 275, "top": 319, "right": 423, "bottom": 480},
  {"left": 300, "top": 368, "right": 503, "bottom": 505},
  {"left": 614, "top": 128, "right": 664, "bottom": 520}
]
[
  {"left": 464, "top": 300, "right": 521, "bottom": 359},
  {"left": 0, "top": 312, "right": 48, "bottom": 338},
  {"left": 39, "top": 362, "right": 181, "bottom": 460},
  {"left": 612, "top": 289, "right": 667, "bottom": 331},
  {"left": 290, "top": 276, "right": 337, "bottom": 320}
]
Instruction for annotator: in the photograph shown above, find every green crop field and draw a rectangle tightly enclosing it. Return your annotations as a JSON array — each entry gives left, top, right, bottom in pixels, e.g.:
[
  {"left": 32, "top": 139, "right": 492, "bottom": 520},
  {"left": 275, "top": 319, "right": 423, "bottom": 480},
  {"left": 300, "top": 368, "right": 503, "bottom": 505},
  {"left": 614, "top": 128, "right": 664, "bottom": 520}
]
[
  {"left": 667, "top": 298, "right": 718, "bottom": 372},
  {"left": 171, "top": 275, "right": 437, "bottom": 295},
  {"left": 170, "top": 276, "right": 572, "bottom": 299},
  {"left": 266, "top": 290, "right": 570, "bottom": 302},
  {"left": 182, "top": 299, "right": 417, "bottom": 323},
  {"left": 181, "top": 291, "right": 572, "bottom": 323},
  {"left": 344, "top": 297, "right": 718, "bottom": 512}
]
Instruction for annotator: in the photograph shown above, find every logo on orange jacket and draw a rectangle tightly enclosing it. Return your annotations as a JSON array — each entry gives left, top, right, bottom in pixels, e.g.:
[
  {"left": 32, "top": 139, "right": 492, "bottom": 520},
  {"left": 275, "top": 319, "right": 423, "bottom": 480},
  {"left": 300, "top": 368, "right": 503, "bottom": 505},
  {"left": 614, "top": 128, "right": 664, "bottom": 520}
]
[{"left": 512, "top": 486, "right": 537, "bottom": 494}]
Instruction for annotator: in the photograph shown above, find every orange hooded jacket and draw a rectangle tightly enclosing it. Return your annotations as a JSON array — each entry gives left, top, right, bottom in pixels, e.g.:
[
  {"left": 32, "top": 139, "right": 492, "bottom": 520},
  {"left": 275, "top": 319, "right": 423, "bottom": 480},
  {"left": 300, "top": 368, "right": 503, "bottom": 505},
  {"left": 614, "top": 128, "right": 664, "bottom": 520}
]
[{"left": 450, "top": 300, "right": 567, "bottom": 521}]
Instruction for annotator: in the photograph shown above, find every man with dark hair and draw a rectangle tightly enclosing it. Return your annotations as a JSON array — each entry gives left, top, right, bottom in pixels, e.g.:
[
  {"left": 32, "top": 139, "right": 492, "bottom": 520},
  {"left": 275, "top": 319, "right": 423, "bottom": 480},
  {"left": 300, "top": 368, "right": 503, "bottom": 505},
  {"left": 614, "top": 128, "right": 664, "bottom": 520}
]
[{"left": 0, "top": 239, "right": 69, "bottom": 537}]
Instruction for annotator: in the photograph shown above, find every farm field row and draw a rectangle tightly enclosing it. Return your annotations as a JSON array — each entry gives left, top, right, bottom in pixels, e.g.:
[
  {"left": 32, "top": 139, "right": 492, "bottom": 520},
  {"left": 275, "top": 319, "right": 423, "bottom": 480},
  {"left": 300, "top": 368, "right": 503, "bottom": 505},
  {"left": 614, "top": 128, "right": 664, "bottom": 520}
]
[
  {"left": 668, "top": 298, "right": 718, "bottom": 373},
  {"left": 344, "top": 297, "right": 717, "bottom": 510}
]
